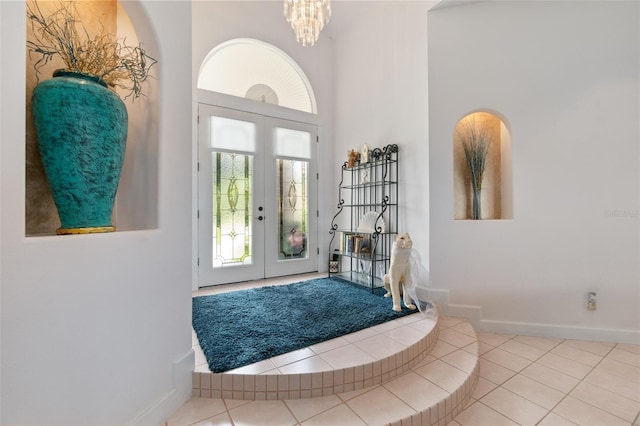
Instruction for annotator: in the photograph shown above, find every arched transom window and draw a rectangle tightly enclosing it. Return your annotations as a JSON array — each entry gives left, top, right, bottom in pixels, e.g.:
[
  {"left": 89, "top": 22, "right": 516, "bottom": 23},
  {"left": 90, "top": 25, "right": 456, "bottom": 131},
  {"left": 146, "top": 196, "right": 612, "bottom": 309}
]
[{"left": 198, "top": 38, "right": 317, "bottom": 114}]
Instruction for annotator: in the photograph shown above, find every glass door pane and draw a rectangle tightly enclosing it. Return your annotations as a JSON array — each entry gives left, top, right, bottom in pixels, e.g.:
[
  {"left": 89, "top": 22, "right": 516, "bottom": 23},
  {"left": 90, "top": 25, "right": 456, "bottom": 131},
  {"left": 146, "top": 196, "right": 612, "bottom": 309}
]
[
  {"left": 212, "top": 152, "right": 253, "bottom": 267},
  {"left": 277, "top": 159, "right": 308, "bottom": 260}
]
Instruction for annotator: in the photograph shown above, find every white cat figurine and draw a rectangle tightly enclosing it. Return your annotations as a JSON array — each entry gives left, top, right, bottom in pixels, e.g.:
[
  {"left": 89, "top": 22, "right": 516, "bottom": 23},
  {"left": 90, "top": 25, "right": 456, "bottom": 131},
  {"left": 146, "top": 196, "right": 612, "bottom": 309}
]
[{"left": 384, "top": 233, "right": 417, "bottom": 312}]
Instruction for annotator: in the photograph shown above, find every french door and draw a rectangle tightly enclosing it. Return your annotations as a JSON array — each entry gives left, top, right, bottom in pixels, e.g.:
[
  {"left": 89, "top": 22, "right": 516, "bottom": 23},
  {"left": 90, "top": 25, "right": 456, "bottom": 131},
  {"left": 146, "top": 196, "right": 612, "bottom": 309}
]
[{"left": 198, "top": 105, "right": 318, "bottom": 286}]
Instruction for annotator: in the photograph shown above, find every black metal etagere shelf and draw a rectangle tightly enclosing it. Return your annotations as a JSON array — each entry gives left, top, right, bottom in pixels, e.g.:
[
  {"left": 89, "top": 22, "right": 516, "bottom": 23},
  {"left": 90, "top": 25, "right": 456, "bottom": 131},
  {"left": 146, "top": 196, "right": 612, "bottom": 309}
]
[{"left": 328, "top": 144, "right": 398, "bottom": 292}]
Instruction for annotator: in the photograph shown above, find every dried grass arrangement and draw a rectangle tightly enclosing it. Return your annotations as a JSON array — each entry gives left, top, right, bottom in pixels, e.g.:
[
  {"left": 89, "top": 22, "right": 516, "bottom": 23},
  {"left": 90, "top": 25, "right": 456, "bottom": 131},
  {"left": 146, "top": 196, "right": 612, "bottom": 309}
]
[
  {"left": 456, "top": 115, "right": 494, "bottom": 220},
  {"left": 27, "top": 0, "right": 156, "bottom": 100}
]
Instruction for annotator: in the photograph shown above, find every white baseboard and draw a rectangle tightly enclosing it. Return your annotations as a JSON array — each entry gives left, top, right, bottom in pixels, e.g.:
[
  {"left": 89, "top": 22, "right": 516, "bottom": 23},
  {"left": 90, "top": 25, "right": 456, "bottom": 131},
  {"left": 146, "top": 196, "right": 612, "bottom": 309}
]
[
  {"left": 476, "top": 320, "right": 640, "bottom": 345},
  {"left": 129, "top": 349, "right": 195, "bottom": 426},
  {"left": 418, "top": 287, "right": 640, "bottom": 345}
]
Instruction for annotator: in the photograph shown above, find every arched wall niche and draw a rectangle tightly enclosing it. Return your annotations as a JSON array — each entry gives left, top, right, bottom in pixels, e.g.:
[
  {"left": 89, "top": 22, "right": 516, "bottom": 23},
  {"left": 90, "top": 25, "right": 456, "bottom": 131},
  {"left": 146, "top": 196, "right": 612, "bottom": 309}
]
[
  {"left": 24, "top": 0, "right": 160, "bottom": 236},
  {"left": 197, "top": 38, "right": 317, "bottom": 114},
  {"left": 453, "top": 110, "right": 513, "bottom": 220}
]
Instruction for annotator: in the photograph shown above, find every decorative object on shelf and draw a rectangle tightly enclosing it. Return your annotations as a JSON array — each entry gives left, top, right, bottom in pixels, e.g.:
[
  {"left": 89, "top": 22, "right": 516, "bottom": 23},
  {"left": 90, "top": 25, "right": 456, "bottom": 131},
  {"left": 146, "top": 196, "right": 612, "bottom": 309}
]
[
  {"left": 360, "top": 169, "right": 370, "bottom": 184},
  {"left": 456, "top": 114, "right": 494, "bottom": 220},
  {"left": 360, "top": 143, "right": 370, "bottom": 163},
  {"left": 347, "top": 149, "right": 360, "bottom": 168},
  {"left": 27, "top": 0, "right": 156, "bottom": 235},
  {"left": 358, "top": 211, "right": 385, "bottom": 234},
  {"left": 284, "top": 0, "right": 331, "bottom": 47}
]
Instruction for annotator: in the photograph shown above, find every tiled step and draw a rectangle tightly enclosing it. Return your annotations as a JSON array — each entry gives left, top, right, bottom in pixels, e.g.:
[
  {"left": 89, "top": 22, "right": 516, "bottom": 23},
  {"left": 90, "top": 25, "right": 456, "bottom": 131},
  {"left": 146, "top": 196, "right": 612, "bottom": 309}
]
[
  {"left": 192, "top": 312, "right": 440, "bottom": 400},
  {"left": 171, "top": 314, "right": 480, "bottom": 426}
]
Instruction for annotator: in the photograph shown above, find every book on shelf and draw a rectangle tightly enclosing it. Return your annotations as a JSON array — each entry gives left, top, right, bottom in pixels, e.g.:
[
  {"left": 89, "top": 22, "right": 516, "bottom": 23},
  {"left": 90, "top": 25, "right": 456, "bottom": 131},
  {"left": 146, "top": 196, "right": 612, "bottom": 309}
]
[{"left": 341, "top": 232, "right": 370, "bottom": 255}]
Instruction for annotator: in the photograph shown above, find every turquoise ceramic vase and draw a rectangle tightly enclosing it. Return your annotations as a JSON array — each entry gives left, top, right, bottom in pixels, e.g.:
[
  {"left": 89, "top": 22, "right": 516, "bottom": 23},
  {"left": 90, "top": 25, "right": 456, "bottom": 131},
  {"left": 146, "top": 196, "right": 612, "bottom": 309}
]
[{"left": 32, "top": 70, "right": 128, "bottom": 235}]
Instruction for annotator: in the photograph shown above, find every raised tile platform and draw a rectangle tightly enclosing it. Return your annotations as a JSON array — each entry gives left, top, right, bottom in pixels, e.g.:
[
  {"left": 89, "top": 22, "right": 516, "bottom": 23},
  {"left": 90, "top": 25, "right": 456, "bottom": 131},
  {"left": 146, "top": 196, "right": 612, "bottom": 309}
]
[{"left": 182, "top": 310, "right": 480, "bottom": 426}]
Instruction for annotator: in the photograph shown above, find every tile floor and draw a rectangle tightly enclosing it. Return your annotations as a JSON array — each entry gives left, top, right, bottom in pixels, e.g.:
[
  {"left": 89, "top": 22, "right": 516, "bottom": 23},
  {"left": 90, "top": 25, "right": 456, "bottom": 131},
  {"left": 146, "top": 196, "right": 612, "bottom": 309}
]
[{"left": 172, "top": 273, "right": 640, "bottom": 426}]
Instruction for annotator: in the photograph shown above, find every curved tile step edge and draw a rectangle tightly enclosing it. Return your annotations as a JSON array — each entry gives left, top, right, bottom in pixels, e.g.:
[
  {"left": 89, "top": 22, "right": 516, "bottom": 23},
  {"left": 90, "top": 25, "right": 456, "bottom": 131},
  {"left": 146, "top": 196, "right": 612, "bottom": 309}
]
[
  {"left": 386, "top": 358, "right": 479, "bottom": 426},
  {"left": 193, "top": 313, "right": 440, "bottom": 401}
]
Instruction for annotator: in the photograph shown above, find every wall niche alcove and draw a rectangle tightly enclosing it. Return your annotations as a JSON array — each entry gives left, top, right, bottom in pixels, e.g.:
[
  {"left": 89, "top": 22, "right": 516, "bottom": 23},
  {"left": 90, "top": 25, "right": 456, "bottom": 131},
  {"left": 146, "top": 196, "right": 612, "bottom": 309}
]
[
  {"left": 453, "top": 111, "right": 513, "bottom": 220},
  {"left": 25, "top": 0, "right": 159, "bottom": 236}
]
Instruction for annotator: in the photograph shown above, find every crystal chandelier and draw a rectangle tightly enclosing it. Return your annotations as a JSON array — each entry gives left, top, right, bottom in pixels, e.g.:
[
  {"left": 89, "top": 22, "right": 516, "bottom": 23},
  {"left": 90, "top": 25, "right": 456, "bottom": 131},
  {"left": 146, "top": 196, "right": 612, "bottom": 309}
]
[{"left": 284, "top": 0, "right": 331, "bottom": 47}]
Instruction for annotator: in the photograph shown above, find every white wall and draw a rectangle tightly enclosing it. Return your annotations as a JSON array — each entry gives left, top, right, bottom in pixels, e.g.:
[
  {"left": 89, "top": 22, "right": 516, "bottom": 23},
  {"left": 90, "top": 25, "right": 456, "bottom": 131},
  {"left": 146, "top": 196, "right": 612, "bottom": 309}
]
[
  {"left": 0, "top": 1, "right": 194, "bottom": 424},
  {"left": 191, "top": 1, "right": 335, "bottom": 286},
  {"left": 332, "top": 1, "right": 437, "bottom": 268},
  {"left": 428, "top": 1, "right": 640, "bottom": 342}
]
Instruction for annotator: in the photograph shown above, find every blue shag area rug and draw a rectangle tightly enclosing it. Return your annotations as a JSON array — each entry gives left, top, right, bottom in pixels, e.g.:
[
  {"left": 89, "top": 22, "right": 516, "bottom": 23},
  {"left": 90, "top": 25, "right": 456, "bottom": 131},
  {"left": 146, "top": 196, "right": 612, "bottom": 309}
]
[{"left": 192, "top": 277, "right": 418, "bottom": 373}]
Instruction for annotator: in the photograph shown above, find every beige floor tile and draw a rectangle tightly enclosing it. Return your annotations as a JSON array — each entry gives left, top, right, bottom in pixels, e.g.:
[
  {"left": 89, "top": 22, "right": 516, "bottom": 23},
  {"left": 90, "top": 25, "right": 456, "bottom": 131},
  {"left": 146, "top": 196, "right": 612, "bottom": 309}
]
[
  {"left": 383, "top": 371, "right": 450, "bottom": 411},
  {"left": 222, "top": 398, "right": 251, "bottom": 410},
  {"left": 498, "top": 339, "right": 547, "bottom": 361},
  {"left": 454, "top": 401, "right": 519, "bottom": 426},
  {"left": 450, "top": 321, "right": 476, "bottom": 337},
  {"left": 271, "top": 348, "right": 316, "bottom": 368},
  {"left": 462, "top": 341, "right": 479, "bottom": 356},
  {"left": 167, "top": 398, "right": 228, "bottom": 426},
  {"left": 319, "top": 343, "right": 376, "bottom": 369},
  {"left": 228, "top": 400, "right": 297, "bottom": 426},
  {"left": 439, "top": 328, "right": 478, "bottom": 348},
  {"left": 384, "top": 324, "right": 426, "bottom": 347},
  {"left": 536, "top": 352, "right": 593, "bottom": 380},
  {"left": 414, "top": 354, "right": 438, "bottom": 369},
  {"left": 441, "top": 349, "right": 478, "bottom": 374},
  {"left": 439, "top": 316, "right": 468, "bottom": 328},
  {"left": 414, "top": 359, "right": 469, "bottom": 393},
  {"left": 228, "top": 358, "right": 277, "bottom": 375},
  {"left": 512, "top": 335, "right": 562, "bottom": 352},
  {"left": 477, "top": 341, "right": 495, "bottom": 355},
  {"left": 608, "top": 347, "right": 640, "bottom": 367},
  {"left": 472, "top": 377, "right": 498, "bottom": 400},
  {"left": 482, "top": 348, "right": 532, "bottom": 372},
  {"left": 536, "top": 412, "right": 578, "bottom": 426},
  {"left": 478, "top": 358, "right": 517, "bottom": 385},
  {"left": 519, "top": 362, "right": 580, "bottom": 394},
  {"left": 476, "top": 332, "right": 514, "bottom": 347},
  {"left": 617, "top": 343, "right": 640, "bottom": 356},
  {"left": 372, "top": 317, "right": 407, "bottom": 332},
  {"left": 407, "top": 317, "right": 438, "bottom": 333},
  {"left": 481, "top": 387, "right": 548, "bottom": 426},
  {"left": 551, "top": 342, "right": 604, "bottom": 367},
  {"left": 570, "top": 381, "right": 640, "bottom": 422},
  {"left": 583, "top": 368, "right": 640, "bottom": 402},
  {"left": 563, "top": 339, "right": 615, "bottom": 356},
  {"left": 337, "top": 386, "right": 373, "bottom": 402},
  {"left": 431, "top": 340, "right": 459, "bottom": 358},
  {"left": 309, "top": 336, "right": 350, "bottom": 354},
  {"left": 342, "top": 326, "right": 379, "bottom": 344},
  {"left": 354, "top": 333, "right": 406, "bottom": 360},
  {"left": 277, "top": 355, "right": 334, "bottom": 374},
  {"left": 501, "top": 374, "right": 565, "bottom": 410},
  {"left": 301, "top": 404, "right": 367, "bottom": 426},
  {"left": 191, "top": 412, "right": 233, "bottom": 426},
  {"left": 284, "top": 395, "right": 343, "bottom": 422},
  {"left": 397, "top": 312, "right": 423, "bottom": 325},
  {"left": 552, "top": 396, "right": 629, "bottom": 426},
  {"left": 446, "top": 421, "right": 463, "bottom": 426},
  {"left": 346, "top": 387, "right": 416, "bottom": 425},
  {"left": 598, "top": 357, "right": 640, "bottom": 383}
]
